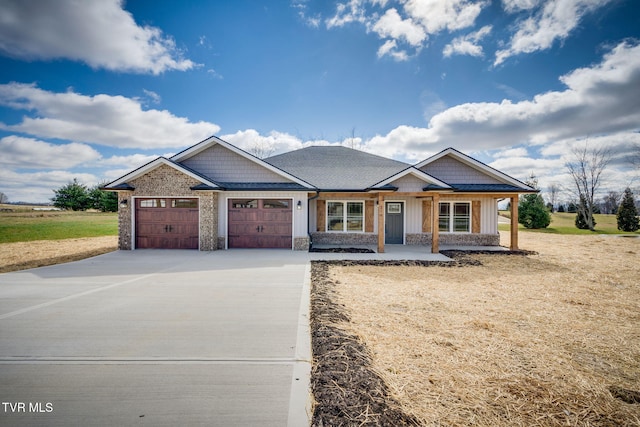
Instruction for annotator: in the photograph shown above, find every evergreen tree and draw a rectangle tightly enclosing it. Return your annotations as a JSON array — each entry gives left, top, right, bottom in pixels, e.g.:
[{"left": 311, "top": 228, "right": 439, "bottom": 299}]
[
  {"left": 617, "top": 188, "right": 640, "bottom": 232},
  {"left": 51, "top": 179, "right": 89, "bottom": 211},
  {"left": 88, "top": 184, "right": 118, "bottom": 212},
  {"left": 518, "top": 174, "right": 551, "bottom": 229},
  {"left": 519, "top": 193, "right": 551, "bottom": 229}
]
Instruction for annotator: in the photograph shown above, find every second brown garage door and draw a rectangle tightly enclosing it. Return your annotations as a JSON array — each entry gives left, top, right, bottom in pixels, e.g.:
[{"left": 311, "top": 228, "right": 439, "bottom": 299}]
[{"left": 228, "top": 199, "right": 292, "bottom": 249}]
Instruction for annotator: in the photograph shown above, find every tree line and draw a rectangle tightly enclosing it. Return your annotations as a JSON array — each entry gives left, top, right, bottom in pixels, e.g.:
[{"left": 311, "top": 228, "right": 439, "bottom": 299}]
[
  {"left": 518, "top": 144, "right": 639, "bottom": 232},
  {"left": 51, "top": 179, "right": 117, "bottom": 212}
]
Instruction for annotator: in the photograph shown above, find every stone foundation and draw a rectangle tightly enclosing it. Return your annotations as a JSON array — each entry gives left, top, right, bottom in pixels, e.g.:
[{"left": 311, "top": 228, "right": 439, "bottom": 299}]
[
  {"left": 406, "top": 233, "right": 432, "bottom": 245},
  {"left": 310, "top": 232, "right": 377, "bottom": 246},
  {"left": 294, "top": 237, "right": 310, "bottom": 251},
  {"left": 441, "top": 233, "right": 500, "bottom": 246},
  {"left": 217, "top": 237, "right": 226, "bottom": 250}
]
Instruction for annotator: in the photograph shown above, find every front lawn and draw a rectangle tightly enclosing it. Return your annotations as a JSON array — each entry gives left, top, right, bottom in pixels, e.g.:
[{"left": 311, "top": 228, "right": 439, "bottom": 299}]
[{"left": 499, "top": 212, "right": 640, "bottom": 235}]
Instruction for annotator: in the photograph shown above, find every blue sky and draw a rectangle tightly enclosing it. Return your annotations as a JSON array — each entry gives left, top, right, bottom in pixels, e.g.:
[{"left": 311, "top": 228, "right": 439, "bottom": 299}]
[{"left": 1, "top": 0, "right": 639, "bottom": 203}]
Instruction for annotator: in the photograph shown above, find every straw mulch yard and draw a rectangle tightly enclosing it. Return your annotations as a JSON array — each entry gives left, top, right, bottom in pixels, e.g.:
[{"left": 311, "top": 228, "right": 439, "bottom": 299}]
[
  {"left": 310, "top": 232, "right": 640, "bottom": 426},
  {"left": 0, "top": 236, "right": 117, "bottom": 273}
]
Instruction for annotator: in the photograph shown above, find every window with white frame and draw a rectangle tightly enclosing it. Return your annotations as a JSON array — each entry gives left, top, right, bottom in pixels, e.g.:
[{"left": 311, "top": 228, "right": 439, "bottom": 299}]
[
  {"left": 327, "top": 201, "right": 364, "bottom": 232},
  {"left": 439, "top": 202, "right": 471, "bottom": 232}
]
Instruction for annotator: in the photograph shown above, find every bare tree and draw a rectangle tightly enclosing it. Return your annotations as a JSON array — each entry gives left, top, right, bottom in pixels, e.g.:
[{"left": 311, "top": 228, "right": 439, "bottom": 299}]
[
  {"left": 0, "top": 191, "right": 8, "bottom": 204},
  {"left": 547, "top": 183, "right": 560, "bottom": 212},
  {"left": 247, "top": 140, "right": 275, "bottom": 159},
  {"left": 601, "top": 191, "right": 621, "bottom": 214},
  {"left": 565, "top": 144, "right": 612, "bottom": 231}
]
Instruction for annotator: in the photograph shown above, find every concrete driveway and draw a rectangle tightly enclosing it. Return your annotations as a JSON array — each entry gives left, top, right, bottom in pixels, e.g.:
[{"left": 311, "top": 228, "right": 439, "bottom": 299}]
[{"left": 0, "top": 250, "right": 311, "bottom": 427}]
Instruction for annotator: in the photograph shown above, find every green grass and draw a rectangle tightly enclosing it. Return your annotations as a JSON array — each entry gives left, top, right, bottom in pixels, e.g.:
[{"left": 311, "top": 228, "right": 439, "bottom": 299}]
[
  {"left": 498, "top": 212, "right": 640, "bottom": 235},
  {"left": 0, "top": 210, "right": 118, "bottom": 243}
]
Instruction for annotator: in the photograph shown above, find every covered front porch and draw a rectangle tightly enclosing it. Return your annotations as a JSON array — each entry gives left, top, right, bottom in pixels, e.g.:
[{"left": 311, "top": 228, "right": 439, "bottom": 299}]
[{"left": 309, "top": 191, "right": 522, "bottom": 254}]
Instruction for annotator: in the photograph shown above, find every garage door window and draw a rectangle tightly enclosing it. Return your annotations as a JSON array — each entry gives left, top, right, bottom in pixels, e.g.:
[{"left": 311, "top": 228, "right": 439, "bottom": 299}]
[
  {"left": 139, "top": 199, "right": 165, "bottom": 208},
  {"left": 172, "top": 199, "right": 198, "bottom": 208},
  {"left": 263, "top": 199, "right": 289, "bottom": 209},
  {"left": 232, "top": 199, "right": 258, "bottom": 208}
]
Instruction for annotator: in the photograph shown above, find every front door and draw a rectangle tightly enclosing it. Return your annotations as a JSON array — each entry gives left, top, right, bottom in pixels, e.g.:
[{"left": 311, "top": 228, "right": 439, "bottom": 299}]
[{"left": 385, "top": 202, "right": 404, "bottom": 244}]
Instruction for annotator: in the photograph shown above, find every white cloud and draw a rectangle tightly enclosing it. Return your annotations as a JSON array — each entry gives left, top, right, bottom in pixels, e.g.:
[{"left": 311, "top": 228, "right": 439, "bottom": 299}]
[
  {"left": 142, "top": 89, "right": 161, "bottom": 104},
  {"left": 495, "top": 0, "right": 613, "bottom": 65},
  {"left": 0, "top": 169, "right": 99, "bottom": 203},
  {"left": 502, "top": 0, "right": 542, "bottom": 13},
  {"left": 377, "top": 41, "right": 640, "bottom": 154},
  {"left": 0, "top": 0, "right": 195, "bottom": 74},
  {"left": 0, "top": 136, "right": 101, "bottom": 169},
  {"left": 403, "top": 0, "right": 486, "bottom": 34},
  {"left": 372, "top": 8, "right": 427, "bottom": 46},
  {"left": 0, "top": 83, "right": 220, "bottom": 149},
  {"left": 443, "top": 25, "right": 492, "bottom": 57},
  {"left": 493, "top": 147, "right": 529, "bottom": 158},
  {"left": 325, "top": 0, "right": 369, "bottom": 29},
  {"left": 376, "top": 39, "right": 410, "bottom": 60}
]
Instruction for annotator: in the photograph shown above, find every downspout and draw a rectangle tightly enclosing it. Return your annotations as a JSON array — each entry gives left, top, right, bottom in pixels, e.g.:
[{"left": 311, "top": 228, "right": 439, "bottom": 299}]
[{"left": 307, "top": 191, "right": 320, "bottom": 250}]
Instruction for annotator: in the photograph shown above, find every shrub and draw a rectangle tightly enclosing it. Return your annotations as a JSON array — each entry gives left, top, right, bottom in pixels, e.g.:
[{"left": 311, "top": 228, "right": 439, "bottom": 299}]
[
  {"left": 617, "top": 188, "right": 640, "bottom": 232},
  {"left": 518, "top": 193, "right": 551, "bottom": 229}
]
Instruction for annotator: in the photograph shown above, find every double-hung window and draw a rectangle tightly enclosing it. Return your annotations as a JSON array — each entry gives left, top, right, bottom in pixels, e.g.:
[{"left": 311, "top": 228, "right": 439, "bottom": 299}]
[
  {"left": 327, "top": 201, "right": 364, "bottom": 232},
  {"left": 439, "top": 202, "right": 471, "bottom": 232}
]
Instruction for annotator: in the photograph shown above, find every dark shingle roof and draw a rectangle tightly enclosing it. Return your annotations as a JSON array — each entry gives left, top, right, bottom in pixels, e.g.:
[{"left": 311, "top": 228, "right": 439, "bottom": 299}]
[
  {"left": 450, "top": 184, "right": 537, "bottom": 193},
  {"left": 219, "top": 182, "right": 310, "bottom": 191},
  {"left": 265, "top": 146, "right": 409, "bottom": 190}
]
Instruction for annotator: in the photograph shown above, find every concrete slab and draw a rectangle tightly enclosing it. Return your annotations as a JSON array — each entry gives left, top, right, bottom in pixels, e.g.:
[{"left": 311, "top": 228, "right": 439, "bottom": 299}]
[
  {"left": 0, "top": 250, "right": 312, "bottom": 427},
  {"left": 309, "top": 244, "right": 453, "bottom": 261}
]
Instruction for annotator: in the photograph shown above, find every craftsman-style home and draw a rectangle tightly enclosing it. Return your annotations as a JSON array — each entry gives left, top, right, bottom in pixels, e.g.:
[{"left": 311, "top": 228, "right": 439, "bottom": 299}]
[{"left": 104, "top": 136, "right": 534, "bottom": 252}]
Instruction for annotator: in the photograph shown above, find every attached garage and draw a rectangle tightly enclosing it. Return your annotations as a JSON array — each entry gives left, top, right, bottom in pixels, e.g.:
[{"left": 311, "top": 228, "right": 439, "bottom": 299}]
[
  {"left": 228, "top": 199, "right": 292, "bottom": 248},
  {"left": 135, "top": 198, "right": 199, "bottom": 249}
]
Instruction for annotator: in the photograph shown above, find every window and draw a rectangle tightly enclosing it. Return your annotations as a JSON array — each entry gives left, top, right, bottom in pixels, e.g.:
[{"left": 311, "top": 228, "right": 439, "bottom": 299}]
[
  {"left": 172, "top": 199, "right": 197, "bottom": 208},
  {"left": 263, "top": 199, "right": 289, "bottom": 209},
  {"left": 439, "top": 202, "right": 471, "bottom": 232},
  {"left": 232, "top": 199, "right": 258, "bottom": 208},
  {"left": 327, "top": 201, "right": 364, "bottom": 232},
  {"left": 139, "top": 199, "right": 165, "bottom": 208}
]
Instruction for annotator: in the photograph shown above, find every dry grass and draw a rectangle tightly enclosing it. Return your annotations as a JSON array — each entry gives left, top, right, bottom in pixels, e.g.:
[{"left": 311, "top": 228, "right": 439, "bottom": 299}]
[
  {"left": 0, "top": 236, "right": 117, "bottom": 273},
  {"left": 328, "top": 232, "right": 640, "bottom": 426}
]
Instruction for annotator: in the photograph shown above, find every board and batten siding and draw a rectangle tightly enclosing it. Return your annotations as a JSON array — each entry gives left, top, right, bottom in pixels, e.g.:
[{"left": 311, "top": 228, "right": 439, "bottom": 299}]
[{"left": 180, "top": 144, "right": 290, "bottom": 183}]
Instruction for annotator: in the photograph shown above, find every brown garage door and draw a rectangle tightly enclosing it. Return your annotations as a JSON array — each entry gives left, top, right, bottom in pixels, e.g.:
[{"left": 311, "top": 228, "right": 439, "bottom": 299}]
[
  {"left": 228, "top": 199, "right": 292, "bottom": 248},
  {"left": 135, "top": 198, "right": 199, "bottom": 249}
]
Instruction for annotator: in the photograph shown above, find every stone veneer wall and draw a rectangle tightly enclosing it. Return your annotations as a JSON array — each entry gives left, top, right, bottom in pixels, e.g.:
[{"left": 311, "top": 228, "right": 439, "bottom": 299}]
[
  {"left": 406, "top": 233, "right": 500, "bottom": 246},
  {"left": 294, "top": 237, "right": 310, "bottom": 251},
  {"left": 118, "top": 164, "right": 218, "bottom": 251},
  {"left": 310, "top": 232, "right": 377, "bottom": 246}
]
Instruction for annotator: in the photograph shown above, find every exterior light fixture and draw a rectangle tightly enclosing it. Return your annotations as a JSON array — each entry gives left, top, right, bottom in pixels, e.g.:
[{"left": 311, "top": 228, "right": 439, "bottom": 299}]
[
  {"left": 297, "top": 200, "right": 302, "bottom": 210},
  {"left": 119, "top": 199, "right": 128, "bottom": 208}
]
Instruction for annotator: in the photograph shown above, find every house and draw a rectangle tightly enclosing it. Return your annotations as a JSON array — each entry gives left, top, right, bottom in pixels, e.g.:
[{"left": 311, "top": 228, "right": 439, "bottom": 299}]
[{"left": 103, "top": 135, "right": 535, "bottom": 252}]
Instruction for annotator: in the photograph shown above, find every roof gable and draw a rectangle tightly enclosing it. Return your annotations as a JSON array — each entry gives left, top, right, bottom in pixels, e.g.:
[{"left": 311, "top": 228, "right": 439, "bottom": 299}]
[
  {"left": 371, "top": 167, "right": 451, "bottom": 191},
  {"left": 171, "top": 136, "right": 314, "bottom": 188},
  {"left": 415, "top": 148, "right": 534, "bottom": 191},
  {"left": 103, "top": 157, "right": 222, "bottom": 190}
]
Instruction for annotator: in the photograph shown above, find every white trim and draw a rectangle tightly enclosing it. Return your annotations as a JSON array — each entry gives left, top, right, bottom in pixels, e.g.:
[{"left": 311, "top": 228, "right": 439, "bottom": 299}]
[
  {"left": 384, "top": 200, "right": 406, "bottom": 244},
  {"left": 132, "top": 196, "right": 201, "bottom": 250},
  {"left": 225, "top": 196, "right": 295, "bottom": 250},
  {"left": 372, "top": 167, "right": 451, "bottom": 189},
  {"left": 415, "top": 148, "right": 535, "bottom": 190},
  {"left": 438, "top": 200, "right": 472, "bottom": 234},
  {"left": 325, "top": 200, "right": 366, "bottom": 233},
  {"left": 171, "top": 136, "right": 315, "bottom": 189}
]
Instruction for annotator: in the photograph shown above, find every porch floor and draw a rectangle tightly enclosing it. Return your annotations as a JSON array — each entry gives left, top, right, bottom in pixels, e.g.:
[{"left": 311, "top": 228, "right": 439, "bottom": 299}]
[{"left": 308, "top": 244, "right": 508, "bottom": 261}]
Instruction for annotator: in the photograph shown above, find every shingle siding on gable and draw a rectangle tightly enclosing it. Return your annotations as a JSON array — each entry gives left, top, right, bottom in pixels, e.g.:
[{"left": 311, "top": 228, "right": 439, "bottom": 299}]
[
  {"left": 390, "top": 174, "right": 428, "bottom": 192},
  {"left": 420, "top": 156, "right": 502, "bottom": 185},
  {"left": 180, "top": 144, "right": 290, "bottom": 183}
]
